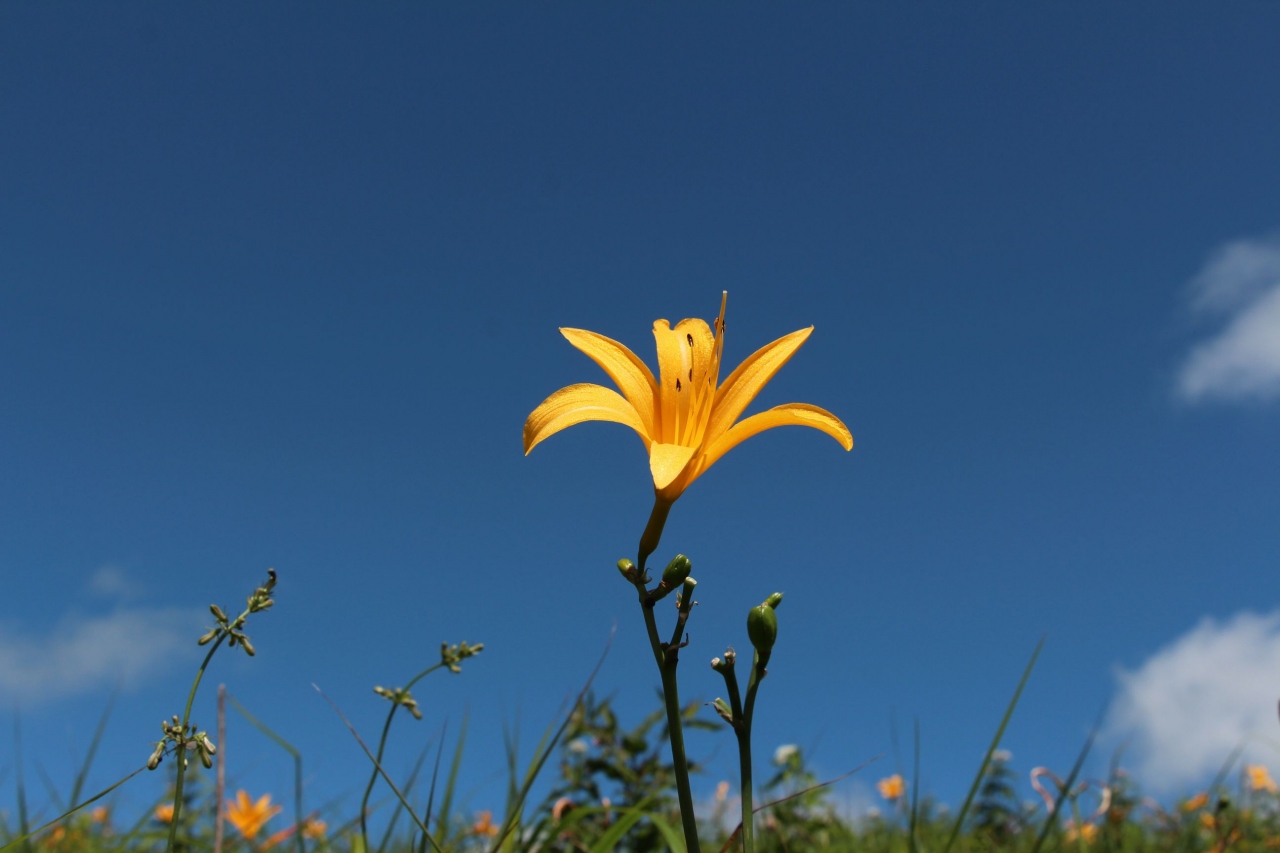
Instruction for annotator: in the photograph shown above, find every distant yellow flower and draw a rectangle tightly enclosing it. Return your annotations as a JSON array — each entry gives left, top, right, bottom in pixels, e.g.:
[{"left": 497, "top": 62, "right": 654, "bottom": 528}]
[
  {"left": 154, "top": 804, "right": 175, "bottom": 824},
  {"left": 1247, "top": 764, "right": 1278, "bottom": 793},
  {"left": 524, "top": 295, "right": 852, "bottom": 552},
  {"left": 89, "top": 806, "right": 110, "bottom": 824},
  {"left": 1182, "top": 792, "right": 1209, "bottom": 812},
  {"left": 1064, "top": 822, "right": 1097, "bottom": 844},
  {"left": 1200, "top": 812, "right": 1217, "bottom": 832},
  {"left": 877, "top": 774, "right": 906, "bottom": 801},
  {"left": 302, "top": 819, "right": 327, "bottom": 840},
  {"left": 472, "top": 810, "right": 500, "bottom": 837},
  {"left": 224, "top": 791, "right": 282, "bottom": 841}
]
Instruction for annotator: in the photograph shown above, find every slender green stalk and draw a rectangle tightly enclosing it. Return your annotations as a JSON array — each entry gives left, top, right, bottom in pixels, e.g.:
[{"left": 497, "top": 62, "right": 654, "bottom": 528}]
[
  {"left": 736, "top": 650, "right": 769, "bottom": 853},
  {"left": 633, "top": 542, "right": 701, "bottom": 853},
  {"left": 228, "top": 693, "right": 305, "bottom": 853},
  {"left": 165, "top": 636, "right": 224, "bottom": 853},
  {"left": 360, "top": 661, "right": 448, "bottom": 853},
  {"left": 165, "top": 572, "right": 275, "bottom": 853}
]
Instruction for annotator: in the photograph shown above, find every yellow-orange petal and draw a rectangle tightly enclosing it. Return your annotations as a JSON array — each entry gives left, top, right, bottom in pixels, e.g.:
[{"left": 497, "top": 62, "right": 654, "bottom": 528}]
[
  {"left": 698, "top": 402, "right": 852, "bottom": 475},
  {"left": 706, "top": 327, "right": 813, "bottom": 445},
  {"left": 649, "top": 442, "right": 698, "bottom": 492},
  {"left": 523, "top": 383, "right": 650, "bottom": 454},
  {"left": 560, "top": 328, "right": 659, "bottom": 438}
]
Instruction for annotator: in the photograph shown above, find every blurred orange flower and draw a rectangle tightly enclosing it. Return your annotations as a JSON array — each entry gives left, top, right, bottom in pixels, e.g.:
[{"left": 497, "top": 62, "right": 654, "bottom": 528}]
[
  {"left": 154, "top": 804, "right": 175, "bottom": 824},
  {"left": 472, "top": 811, "right": 499, "bottom": 837},
  {"left": 1247, "top": 764, "right": 1278, "bottom": 793},
  {"left": 877, "top": 774, "right": 906, "bottom": 801},
  {"left": 302, "top": 819, "right": 328, "bottom": 840},
  {"left": 1065, "top": 822, "right": 1097, "bottom": 845},
  {"left": 1182, "top": 792, "right": 1209, "bottom": 812},
  {"left": 225, "top": 791, "right": 282, "bottom": 841},
  {"left": 89, "top": 806, "right": 110, "bottom": 824}
]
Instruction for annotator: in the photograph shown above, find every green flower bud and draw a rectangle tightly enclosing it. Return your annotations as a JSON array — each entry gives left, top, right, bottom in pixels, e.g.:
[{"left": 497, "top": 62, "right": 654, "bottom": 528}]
[
  {"left": 746, "top": 603, "right": 778, "bottom": 655},
  {"left": 199, "top": 748, "right": 213, "bottom": 769},
  {"left": 240, "top": 637, "right": 256, "bottom": 656},
  {"left": 616, "top": 559, "right": 636, "bottom": 581},
  {"left": 662, "top": 554, "right": 692, "bottom": 587},
  {"left": 210, "top": 604, "right": 227, "bottom": 623},
  {"left": 197, "top": 628, "right": 219, "bottom": 646},
  {"left": 764, "top": 592, "right": 784, "bottom": 610},
  {"left": 713, "top": 697, "right": 734, "bottom": 723}
]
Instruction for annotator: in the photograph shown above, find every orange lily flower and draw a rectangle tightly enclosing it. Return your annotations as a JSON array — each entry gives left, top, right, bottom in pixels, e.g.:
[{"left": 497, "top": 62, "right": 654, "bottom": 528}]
[
  {"left": 472, "top": 810, "right": 500, "bottom": 837},
  {"left": 224, "top": 791, "right": 282, "bottom": 841},
  {"left": 1247, "top": 764, "right": 1278, "bottom": 793},
  {"left": 525, "top": 294, "right": 852, "bottom": 556},
  {"left": 876, "top": 774, "right": 906, "bottom": 801}
]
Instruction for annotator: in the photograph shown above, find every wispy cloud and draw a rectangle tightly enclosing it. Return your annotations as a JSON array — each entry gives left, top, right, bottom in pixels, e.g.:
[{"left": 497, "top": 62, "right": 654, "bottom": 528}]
[
  {"left": 88, "top": 564, "right": 139, "bottom": 598},
  {"left": 1104, "top": 611, "right": 1280, "bottom": 793},
  {"left": 1176, "top": 233, "right": 1280, "bottom": 403},
  {"left": 0, "top": 607, "right": 202, "bottom": 705}
]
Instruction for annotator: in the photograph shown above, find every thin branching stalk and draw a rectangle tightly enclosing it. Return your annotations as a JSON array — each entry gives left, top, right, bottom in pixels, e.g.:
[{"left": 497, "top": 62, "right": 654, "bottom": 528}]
[
  {"left": 214, "top": 685, "right": 226, "bottom": 853},
  {"left": 165, "top": 635, "right": 225, "bottom": 853},
  {"left": 632, "top": 549, "right": 701, "bottom": 853}
]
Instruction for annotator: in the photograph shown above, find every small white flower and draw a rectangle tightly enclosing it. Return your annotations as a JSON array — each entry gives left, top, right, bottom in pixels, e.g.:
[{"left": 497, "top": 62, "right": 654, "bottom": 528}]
[
  {"left": 992, "top": 749, "right": 1013, "bottom": 763},
  {"left": 567, "top": 738, "right": 590, "bottom": 755},
  {"left": 773, "top": 744, "right": 799, "bottom": 766}
]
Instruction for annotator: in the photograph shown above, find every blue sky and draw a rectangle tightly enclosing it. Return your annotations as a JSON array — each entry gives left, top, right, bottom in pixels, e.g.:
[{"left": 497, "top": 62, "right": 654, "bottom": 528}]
[{"left": 3, "top": 1, "right": 1280, "bottom": 828}]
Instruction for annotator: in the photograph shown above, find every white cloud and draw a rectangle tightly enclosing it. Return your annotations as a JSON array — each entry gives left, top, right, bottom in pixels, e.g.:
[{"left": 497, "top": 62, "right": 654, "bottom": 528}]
[
  {"left": 1105, "top": 611, "right": 1280, "bottom": 793},
  {"left": 1177, "top": 233, "right": 1280, "bottom": 403},
  {"left": 0, "top": 607, "right": 203, "bottom": 705},
  {"left": 88, "top": 564, "right": 138, "bottom": 598}
]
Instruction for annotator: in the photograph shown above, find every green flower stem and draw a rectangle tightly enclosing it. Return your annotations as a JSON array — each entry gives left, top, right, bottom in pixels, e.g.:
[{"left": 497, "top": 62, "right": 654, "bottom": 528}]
[
  {"left": 360, "top": 661, "right": 447, "bottom": 853},
  {"left": 633, "top": 559, "right": 701, "bottom": 853},
  {"left": 736, "top": 650, "right": 768, "bottom": 853},
  {"left": 166, "top": 634, "right": 226, "bottom": 853}
]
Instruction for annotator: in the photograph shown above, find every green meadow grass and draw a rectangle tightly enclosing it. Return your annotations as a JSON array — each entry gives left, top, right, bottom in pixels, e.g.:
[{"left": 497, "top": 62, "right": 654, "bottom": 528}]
[{"left": 5, "top": 659, "right": 1279, "bottom": 853}]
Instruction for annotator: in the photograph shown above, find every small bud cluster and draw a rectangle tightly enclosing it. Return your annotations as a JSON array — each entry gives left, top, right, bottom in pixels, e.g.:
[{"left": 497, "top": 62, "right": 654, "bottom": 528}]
[
  {"left": 198, "top": 569, "right": 278, "bottom": 656},
  {"left": 373, "top": 686, "right": 424, "bottom": 720},
  {"left": 148, "top": 715, "right": 217, "bottom": 771},
  {"left": 641, "top": 554, "right": 692, "bottom": 604},
  {"left": 441, "top": 640, "right": 484, "bottom": 674}
]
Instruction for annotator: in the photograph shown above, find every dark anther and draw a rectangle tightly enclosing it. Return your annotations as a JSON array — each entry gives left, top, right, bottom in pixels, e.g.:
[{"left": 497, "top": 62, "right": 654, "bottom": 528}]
[
  {"left": 675, "top": 378, "right": 682, "bottom": 391},
  {"left": 687, "top": 333, "right": 694, "bottom": 347},
  {"left": 688, "top": 369, "right": 693, "bottom": 381}
]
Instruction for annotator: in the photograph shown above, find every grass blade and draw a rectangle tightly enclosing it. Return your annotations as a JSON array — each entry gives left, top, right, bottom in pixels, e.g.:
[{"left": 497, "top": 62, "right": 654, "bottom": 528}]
[
  {"left": 68, "top": 692, "right": 115, "bottom": 812},
  {"left": 487, "top": 628, "right": 613, "bottom": 853},
  {"left": 228, "top": 693, "right": 307, "bottom": 853},
  {"left": 940, "top": 635, "right": 1044, "bottom": 853},
  {"left": 650, "top": 813, "right": 688, "bottom": 853},
  {"left": 376, "top": 744, "right": 431, "bottom": 853},
  {"left": 313, "top": 684, "right": 446, "bottom": 853},
  {"left": 0, "top": 764, "right": 149, "bottom": 852},
  {"left": 1029, "top": 718, "right": 1100, "bottom": 853},
  {"left": 588, "top": 803, "right": 653, "bottom": 853},
  {"left": 436, "top": 714, "right": 469, "bottom": 843},
  {"left": 908, "top": 720, "right": 921, "bottom": 853}
]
